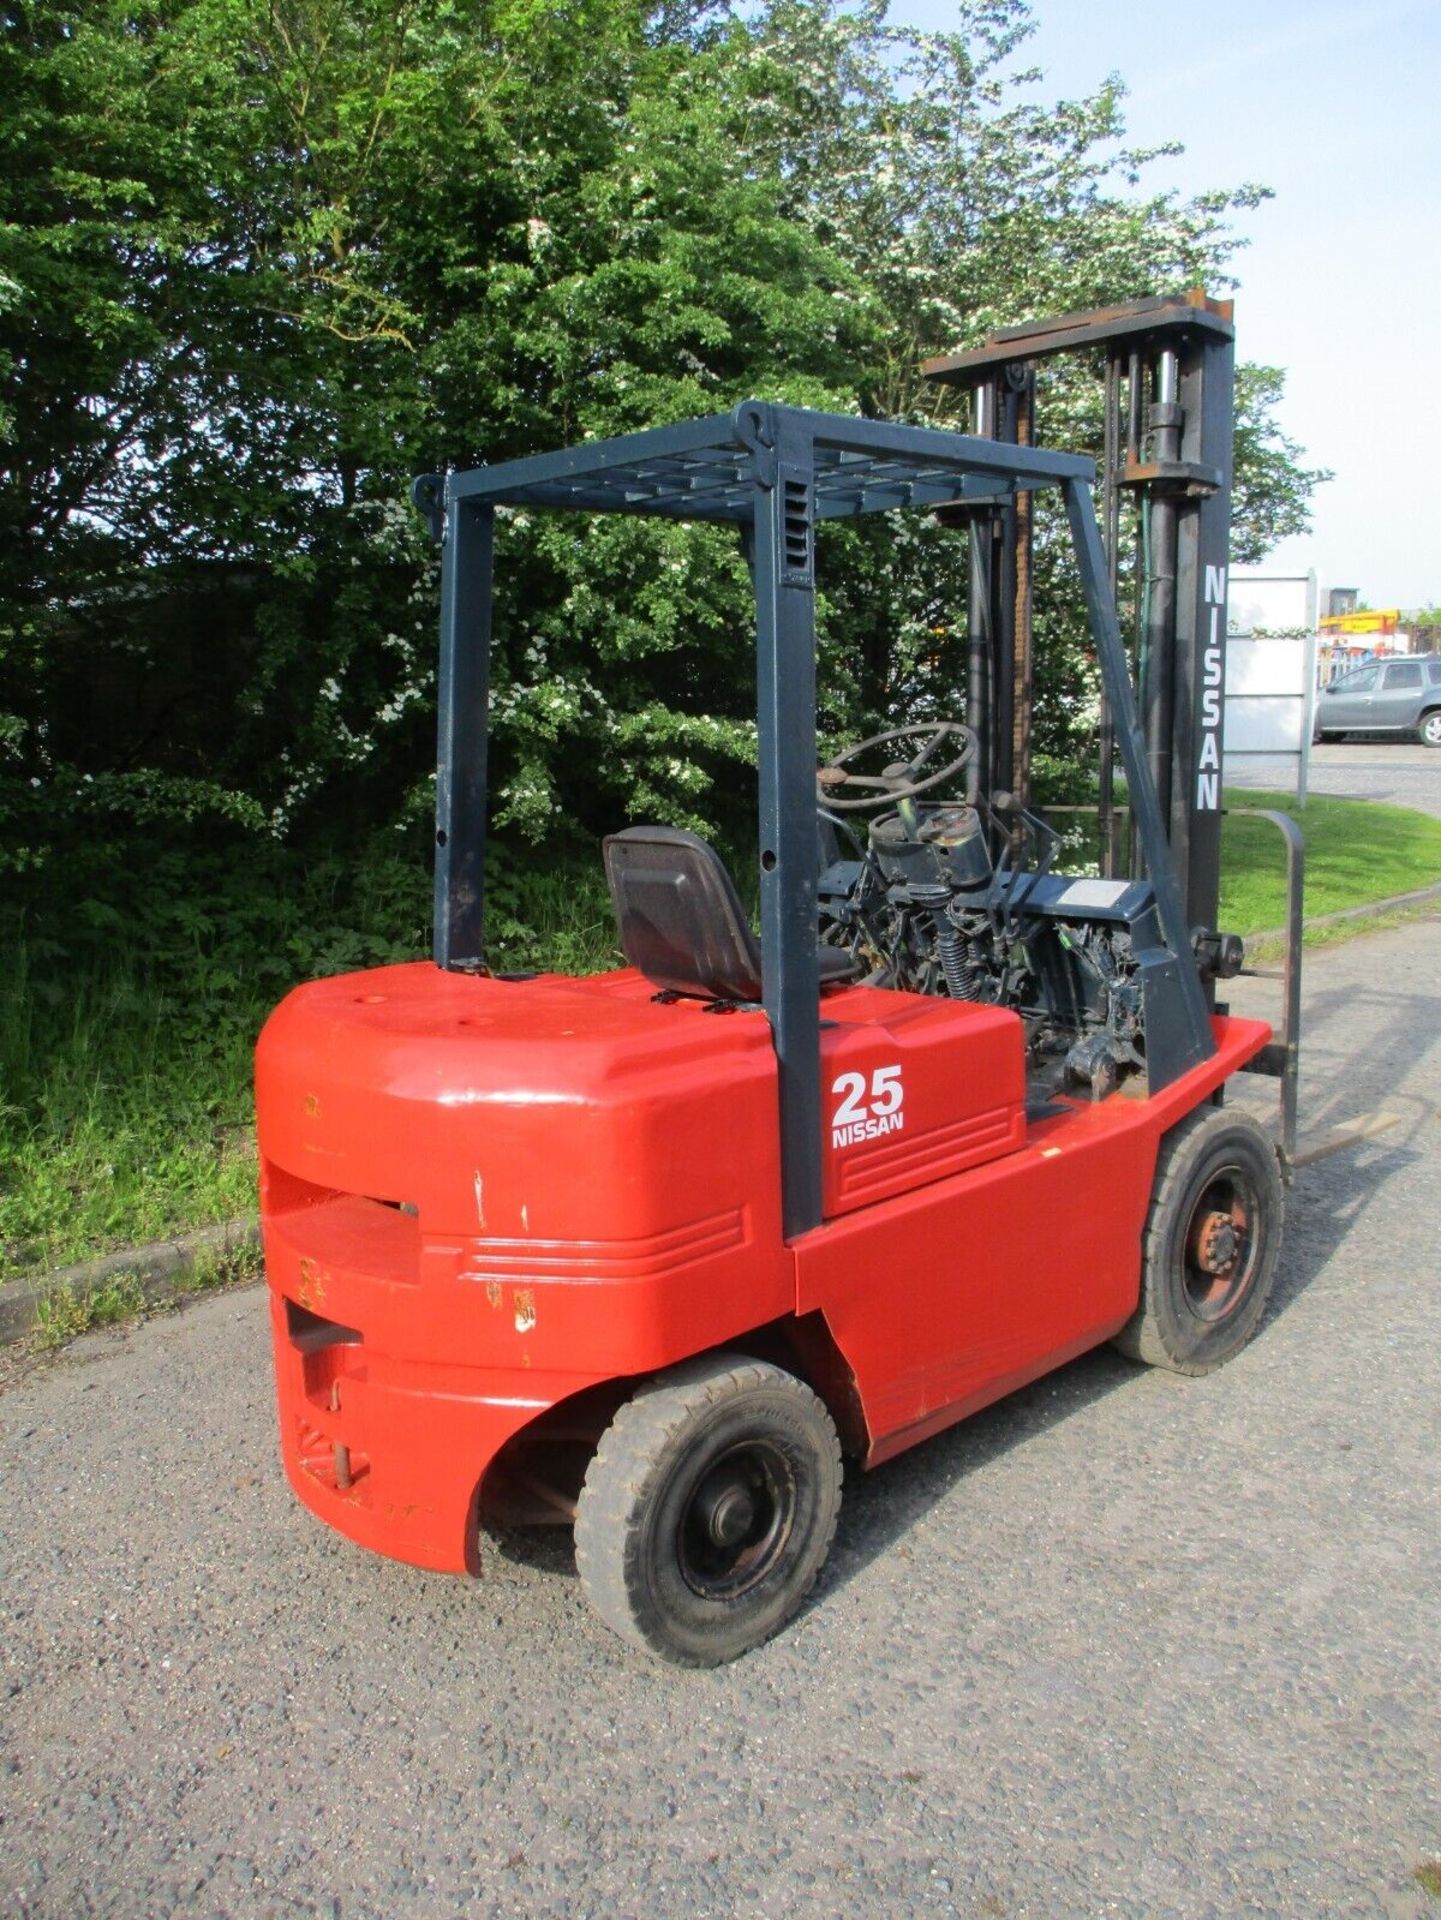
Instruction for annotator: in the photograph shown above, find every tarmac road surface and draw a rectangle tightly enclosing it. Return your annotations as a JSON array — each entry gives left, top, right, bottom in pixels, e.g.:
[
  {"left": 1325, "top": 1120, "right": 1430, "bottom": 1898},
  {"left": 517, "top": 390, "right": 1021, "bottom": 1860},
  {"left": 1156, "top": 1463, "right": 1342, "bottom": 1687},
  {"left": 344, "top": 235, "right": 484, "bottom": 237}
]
[
  {"left": 1228, "top": 738, "right": 1441, "bottom": 820},
  {"left": 2, "top": 913, "right": 1439, "bottom": 1920}
]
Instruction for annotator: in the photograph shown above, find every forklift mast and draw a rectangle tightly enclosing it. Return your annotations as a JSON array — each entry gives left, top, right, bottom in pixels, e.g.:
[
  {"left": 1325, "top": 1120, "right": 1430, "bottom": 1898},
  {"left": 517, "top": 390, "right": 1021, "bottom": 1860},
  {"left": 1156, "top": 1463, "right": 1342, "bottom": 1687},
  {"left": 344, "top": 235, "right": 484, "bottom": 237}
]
[{"left": 923, "top": 291, "right": 1236, "bottom": 939}]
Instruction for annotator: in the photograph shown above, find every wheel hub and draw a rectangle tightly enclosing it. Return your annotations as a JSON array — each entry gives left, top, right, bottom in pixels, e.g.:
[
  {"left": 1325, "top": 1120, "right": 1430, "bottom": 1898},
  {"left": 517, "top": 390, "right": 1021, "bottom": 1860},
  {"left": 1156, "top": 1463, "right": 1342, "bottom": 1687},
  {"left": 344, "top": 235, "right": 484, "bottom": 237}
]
[
  {"left": 677, "top": 1442, "right": 794, "bottom": 1601},
  {"left": 1181, "top": 1168, "right": 1260, "bottom": 1325},
  {"left": 1193, "top": 1209, "right": 1239, "bottom": 1275},
  {"left": 696, "top": 1473, "right": 756, "bottom": 1549}
]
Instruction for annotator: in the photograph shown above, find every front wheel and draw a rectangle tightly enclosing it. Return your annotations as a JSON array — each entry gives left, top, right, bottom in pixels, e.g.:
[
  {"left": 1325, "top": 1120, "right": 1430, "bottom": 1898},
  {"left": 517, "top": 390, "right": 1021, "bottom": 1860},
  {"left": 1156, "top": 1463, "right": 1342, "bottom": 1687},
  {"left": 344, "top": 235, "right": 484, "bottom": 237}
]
[
  {"left": 1112, "top": 1108, "right": 1283, "bottom": 1376},
  {"left": 1419, "top": 709, "right": 1441, "bottom": 749},
  {"left": 575, "top": 1354, "right": 842, "bottom": 1666}
]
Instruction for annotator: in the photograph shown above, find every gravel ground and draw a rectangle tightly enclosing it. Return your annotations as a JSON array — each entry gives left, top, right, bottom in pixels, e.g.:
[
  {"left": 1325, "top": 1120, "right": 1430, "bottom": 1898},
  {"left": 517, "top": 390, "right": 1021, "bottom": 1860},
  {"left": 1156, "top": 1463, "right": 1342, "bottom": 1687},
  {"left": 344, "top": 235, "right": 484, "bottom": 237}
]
[
  {"left": 1228, "top": 740, "right": 1441, "bottom": 819},
  {"left": 3, "top": 916, "right": 1439, "bottom": 1920}
]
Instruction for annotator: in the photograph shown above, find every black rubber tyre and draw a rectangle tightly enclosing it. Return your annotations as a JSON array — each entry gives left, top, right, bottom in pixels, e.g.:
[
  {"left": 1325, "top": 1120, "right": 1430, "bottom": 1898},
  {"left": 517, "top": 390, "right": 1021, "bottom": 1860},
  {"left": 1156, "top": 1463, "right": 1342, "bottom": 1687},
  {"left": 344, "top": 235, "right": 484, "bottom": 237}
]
[
  {"left": 1419, "top": 709, "right": 1441, "bottom": 749},
  {"left": 574, "top": 1353, "right": 842, "bottom": 1667},
  {"left": 1112, "top": 1107, "right": 1283, "bottom": 1376}
]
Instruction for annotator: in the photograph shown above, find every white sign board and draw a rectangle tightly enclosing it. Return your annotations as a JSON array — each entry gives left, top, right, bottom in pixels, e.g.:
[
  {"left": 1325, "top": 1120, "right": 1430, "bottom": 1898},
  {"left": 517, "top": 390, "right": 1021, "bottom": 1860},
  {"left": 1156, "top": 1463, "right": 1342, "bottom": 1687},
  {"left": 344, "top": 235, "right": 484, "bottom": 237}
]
[
  {"left": 1223, "top": 635, "right": 1317, "bottom": 798},
  {"left": 1227, "top": 571, "right": 1317, "bottom": 637}
]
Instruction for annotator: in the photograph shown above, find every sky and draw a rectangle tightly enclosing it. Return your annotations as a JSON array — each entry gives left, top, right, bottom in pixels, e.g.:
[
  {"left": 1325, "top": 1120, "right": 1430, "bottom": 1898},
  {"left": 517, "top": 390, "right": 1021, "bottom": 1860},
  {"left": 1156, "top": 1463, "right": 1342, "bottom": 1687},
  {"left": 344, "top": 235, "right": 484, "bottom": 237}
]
[{"left": 887, "top": 0, "right": 1441, "bottom": 611}]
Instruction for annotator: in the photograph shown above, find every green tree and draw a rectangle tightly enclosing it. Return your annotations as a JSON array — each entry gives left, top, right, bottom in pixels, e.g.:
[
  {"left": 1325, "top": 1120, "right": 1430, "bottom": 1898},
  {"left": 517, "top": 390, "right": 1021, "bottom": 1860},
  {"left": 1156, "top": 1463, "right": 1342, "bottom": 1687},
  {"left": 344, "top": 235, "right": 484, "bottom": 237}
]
[
  {"left": 1231, "top": 364, "right": 1330, "bottom": 563},
  {"left": 0, "top": 0, "right": 1331, "bottom": 876}
]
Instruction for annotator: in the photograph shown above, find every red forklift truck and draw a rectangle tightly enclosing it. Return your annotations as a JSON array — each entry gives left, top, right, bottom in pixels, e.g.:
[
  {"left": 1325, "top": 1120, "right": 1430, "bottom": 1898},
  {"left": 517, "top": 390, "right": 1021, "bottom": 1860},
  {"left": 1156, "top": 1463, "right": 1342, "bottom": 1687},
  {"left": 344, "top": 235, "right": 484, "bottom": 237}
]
[{"left": 257, "top": 303, "right": 1301, "bottom": 1666}]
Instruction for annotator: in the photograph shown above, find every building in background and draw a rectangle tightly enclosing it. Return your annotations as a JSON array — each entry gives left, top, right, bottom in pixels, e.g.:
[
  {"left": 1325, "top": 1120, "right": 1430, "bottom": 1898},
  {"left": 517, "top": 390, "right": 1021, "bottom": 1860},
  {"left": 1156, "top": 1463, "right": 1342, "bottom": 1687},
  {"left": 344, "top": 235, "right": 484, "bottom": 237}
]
[{"left": 1317, "top": 604, "right": 1407, "bottom": 678}]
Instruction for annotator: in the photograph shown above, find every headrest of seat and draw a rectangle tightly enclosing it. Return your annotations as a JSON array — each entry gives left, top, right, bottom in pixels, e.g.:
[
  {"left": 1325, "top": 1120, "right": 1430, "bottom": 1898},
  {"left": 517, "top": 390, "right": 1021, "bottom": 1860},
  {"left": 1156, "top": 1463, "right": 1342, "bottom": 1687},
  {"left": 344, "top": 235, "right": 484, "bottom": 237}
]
[{"left": 602, "top": 826, "right": 763, "bottom": 1003}]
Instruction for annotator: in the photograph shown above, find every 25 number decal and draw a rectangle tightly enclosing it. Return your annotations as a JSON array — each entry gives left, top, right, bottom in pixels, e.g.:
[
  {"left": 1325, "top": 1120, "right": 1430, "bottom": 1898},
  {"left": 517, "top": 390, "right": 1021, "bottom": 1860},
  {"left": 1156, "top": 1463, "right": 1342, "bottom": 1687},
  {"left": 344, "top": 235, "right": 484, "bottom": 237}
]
[{"left": 830, "top": 1064, "right": 903, "bottom": 1127}]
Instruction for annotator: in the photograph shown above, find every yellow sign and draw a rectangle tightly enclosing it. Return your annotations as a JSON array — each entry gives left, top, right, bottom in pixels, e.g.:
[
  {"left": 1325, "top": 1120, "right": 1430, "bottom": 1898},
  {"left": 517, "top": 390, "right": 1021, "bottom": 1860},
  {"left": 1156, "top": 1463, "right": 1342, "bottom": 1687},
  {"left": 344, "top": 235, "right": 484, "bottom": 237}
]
[{"left": 1319, "top": 610, "right": 1399, "bottom": 635}]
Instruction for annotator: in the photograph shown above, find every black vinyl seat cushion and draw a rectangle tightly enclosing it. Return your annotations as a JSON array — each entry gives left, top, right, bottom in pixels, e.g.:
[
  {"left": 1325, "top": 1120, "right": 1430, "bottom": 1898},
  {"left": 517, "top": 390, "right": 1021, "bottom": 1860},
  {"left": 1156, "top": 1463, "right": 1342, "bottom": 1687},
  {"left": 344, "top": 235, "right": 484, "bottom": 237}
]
[{"left": 602, "top": 825, "right": 856, "bottom": 1003}]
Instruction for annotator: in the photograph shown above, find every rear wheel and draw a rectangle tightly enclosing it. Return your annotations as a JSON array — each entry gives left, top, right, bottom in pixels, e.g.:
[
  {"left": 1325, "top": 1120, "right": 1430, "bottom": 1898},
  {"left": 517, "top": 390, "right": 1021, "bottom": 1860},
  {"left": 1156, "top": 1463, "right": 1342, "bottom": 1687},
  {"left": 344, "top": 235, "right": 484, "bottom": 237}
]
[
  {"left": 1420, "top": 709, "right": 1441, "bottom": 748},
  {"left": 575, "top": 1354, "right": 842, "bottom": 1666},
  {"left": 1112, "top": 1107, "right": 1283, "bottom": 1375}
]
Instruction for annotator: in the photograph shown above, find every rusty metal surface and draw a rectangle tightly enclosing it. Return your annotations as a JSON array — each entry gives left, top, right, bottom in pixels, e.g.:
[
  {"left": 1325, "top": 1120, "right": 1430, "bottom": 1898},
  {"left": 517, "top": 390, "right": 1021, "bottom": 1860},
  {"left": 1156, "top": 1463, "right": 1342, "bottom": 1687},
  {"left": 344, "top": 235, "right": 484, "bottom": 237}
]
[
  {"left": 1119, "top": 456, "right": 1225, "bottom": 494},
  {"left": 1288, "top": 1108, "right": 1401, "bottom": 1167},
  {"left": 923, "top": 292, "right": 1234, "bottom": 385}
]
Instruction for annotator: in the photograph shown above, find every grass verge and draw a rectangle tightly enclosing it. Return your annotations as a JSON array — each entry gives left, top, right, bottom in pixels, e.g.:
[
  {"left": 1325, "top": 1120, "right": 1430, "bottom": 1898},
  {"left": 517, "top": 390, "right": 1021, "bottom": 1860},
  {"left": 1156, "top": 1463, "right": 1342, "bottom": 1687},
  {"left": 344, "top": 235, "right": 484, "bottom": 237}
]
[
  {"left": 30, "top": 1239, "right": 266, "bottom": 1349},
  {"left": 4, "top": 790, "right": 1438, "bottom": 1279},
  {"left": 1220, "top": 789, "right": 1441, "bottom": 934},
  {"left": 1244, "top": 899, "right": 1441, "bottom": 965},
  {"left": 0, "top": 841, "right": 614, "bottom": 1279}
]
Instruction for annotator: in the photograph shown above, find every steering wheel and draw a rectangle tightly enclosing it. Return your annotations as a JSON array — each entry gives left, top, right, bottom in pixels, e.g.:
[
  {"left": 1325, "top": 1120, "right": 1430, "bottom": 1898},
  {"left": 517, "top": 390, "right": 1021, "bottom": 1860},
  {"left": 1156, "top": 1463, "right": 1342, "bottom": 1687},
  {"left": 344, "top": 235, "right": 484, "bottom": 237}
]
[{"left": 816, "top": 722, "right": 977, "bottom": 813}]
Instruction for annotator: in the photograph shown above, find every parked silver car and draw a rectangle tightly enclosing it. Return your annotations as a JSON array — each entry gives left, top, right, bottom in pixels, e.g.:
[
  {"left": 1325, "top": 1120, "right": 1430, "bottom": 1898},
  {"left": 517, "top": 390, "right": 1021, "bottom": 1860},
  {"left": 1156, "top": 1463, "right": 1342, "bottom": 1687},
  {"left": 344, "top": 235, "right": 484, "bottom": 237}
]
[{"left": 1314, "top": 654, "right": 1441, "bottom": 747}]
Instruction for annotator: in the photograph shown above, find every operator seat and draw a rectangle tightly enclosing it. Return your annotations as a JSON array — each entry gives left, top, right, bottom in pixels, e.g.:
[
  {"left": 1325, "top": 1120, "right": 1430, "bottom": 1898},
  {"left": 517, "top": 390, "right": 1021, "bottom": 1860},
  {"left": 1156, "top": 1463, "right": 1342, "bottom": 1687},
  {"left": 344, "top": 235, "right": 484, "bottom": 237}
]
[{"left": 603, "top": 825, "right": 857, "bottom": 1003}]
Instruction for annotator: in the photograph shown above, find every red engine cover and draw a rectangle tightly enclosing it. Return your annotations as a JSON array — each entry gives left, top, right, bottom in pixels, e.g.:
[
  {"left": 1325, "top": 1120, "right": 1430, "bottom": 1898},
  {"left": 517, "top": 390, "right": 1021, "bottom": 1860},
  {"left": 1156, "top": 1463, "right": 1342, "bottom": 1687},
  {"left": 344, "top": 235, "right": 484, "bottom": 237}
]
[
  {"left": 816, "top": 987, "right": 1025, "bottom": 1217},
  {"left": 256, "top": 959, "right": 1271, "bottom": 1574}
]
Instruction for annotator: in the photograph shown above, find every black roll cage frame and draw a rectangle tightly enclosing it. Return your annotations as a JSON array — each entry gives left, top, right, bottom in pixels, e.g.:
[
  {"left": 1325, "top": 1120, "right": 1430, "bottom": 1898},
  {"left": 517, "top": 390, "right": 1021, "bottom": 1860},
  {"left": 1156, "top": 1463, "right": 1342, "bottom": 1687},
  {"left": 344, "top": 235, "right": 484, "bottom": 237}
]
[{"left": 413, "top": 400, "right": 1215, "bottom": 1240}]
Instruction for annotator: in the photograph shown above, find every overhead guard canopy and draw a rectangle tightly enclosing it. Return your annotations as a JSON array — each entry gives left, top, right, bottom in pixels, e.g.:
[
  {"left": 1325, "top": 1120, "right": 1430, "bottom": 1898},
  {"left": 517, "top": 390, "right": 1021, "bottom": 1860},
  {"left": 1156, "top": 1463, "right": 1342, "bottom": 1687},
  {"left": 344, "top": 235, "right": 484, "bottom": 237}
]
[{"left": 423, "top": 401, "right": 1094, "bottom": 526}]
